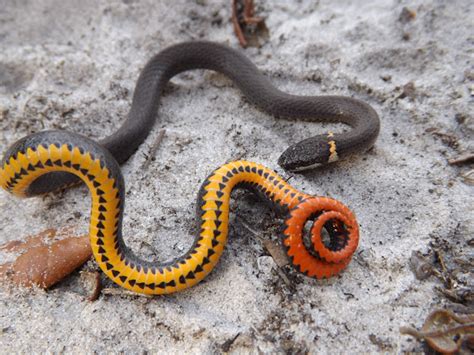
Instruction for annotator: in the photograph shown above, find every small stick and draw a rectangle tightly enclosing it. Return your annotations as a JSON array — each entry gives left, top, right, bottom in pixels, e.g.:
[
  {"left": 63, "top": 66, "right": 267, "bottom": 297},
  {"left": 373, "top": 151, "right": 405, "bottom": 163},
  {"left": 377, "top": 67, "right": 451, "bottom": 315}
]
[
  {"left": 243, "top": 0, "right": 264, "bottom": 24},
  {"left": 101, "top": 287, "right": 153, "bottom": 298},
  {"left": 237, "top": 216, "right": 293, "bottom": 289},
  {"left": 237, "top": 217, "right": 288, "bottom": 267},
  {"left": 232, "top": 0, "right": 265, "bottom": 48},
  {"left": 232, "top": 0, "right": 248, "bottom": 47},
  {"left": 142, "top": 129, "right": 166, "bottom": 169},
  {"left": 448, "top": 152, "right": 474, "bottom": 165}
]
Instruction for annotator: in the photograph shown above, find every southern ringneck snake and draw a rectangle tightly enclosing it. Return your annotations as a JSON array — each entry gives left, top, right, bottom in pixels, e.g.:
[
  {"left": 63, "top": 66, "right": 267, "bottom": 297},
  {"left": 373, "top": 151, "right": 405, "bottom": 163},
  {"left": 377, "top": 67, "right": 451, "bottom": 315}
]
[
  {"left": 26, "top": 41, "right": 380, "bottom": 196},
  {"left": 0, "top": 131, "right": 359, "bottom": 295}
]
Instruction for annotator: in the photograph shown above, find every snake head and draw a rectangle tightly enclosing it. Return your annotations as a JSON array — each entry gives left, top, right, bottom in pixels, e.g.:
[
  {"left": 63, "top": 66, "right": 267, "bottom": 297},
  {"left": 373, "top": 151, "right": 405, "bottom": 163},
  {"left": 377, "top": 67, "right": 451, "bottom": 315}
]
[{"left": 278, "top": 135, "right": 335, "bottom": 172}]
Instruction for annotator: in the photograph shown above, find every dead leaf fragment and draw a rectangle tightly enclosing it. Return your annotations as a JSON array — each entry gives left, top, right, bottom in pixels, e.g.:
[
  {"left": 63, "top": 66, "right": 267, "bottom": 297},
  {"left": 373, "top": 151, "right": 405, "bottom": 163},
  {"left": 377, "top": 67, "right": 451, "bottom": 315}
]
[
  {"left": 410, "top": 250, "right": 433, "bottom": 280},
  {"left": 401, "top": 309, "right": 474, "bottom": 354},
  {"left": 399, "top": 7, "right": 416, "bottom": 24},
  {"left": 0, "top": 229, "right": 91, "bottom": 289},
  {"left": 0, "top": 228, "right": 56, "bottom": 252},
  {"left": 80, "top": 271, "right": 102, "bottom": 301}
]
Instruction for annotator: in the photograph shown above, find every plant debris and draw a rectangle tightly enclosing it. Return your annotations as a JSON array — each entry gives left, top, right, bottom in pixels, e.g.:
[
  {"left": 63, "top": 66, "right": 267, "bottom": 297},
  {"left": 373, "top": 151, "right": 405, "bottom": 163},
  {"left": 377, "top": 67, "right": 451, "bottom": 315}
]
[
  {"left": 397, "top": 81, "right": 417, "bottom": 99},
  {"left": 142, "top": 129, "right": 166, "bottom": 170},
  {"left": 236, "top": 216, "right": 295, "bottom": 291},
  {"left": 80, "top": 271, "right": 102, "bottom": 301},
  {"left": 399, "top": 7, "right": 417, "bottom": 24},
  {"left": 409, "top": 250, "right": 433, "bottom": 280},
  {"left": 461, "top": 169, "right": 474, "bottom": 185},
  {"left": 448, "top": 152, "right": 474, "bottom": 166},
  {"left": 0, "top": 228, "right": 91, "bottom": 289},
  {"left": 400, "top": 309, "right": 474, "bottom": 354},
  {"left": 232, "top": 0, "right": 268, "bottom": 48}
]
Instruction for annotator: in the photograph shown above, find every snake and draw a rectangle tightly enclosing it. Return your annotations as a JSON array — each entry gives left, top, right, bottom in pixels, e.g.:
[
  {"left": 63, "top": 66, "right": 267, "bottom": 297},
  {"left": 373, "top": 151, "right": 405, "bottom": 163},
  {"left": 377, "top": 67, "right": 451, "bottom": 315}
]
[
  {"left": 27, "top": 41, "right": 380, "bottom": 196},
  {"left": 0, "top": 131, "right": 359, "bottom": 295}
]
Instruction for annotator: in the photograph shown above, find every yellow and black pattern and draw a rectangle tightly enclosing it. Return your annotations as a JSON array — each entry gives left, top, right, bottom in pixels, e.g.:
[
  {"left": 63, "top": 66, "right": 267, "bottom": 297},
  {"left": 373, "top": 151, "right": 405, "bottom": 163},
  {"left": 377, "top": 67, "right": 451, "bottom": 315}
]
[{"left": 1, "top": 131, "right": 360, "bottom": 295}]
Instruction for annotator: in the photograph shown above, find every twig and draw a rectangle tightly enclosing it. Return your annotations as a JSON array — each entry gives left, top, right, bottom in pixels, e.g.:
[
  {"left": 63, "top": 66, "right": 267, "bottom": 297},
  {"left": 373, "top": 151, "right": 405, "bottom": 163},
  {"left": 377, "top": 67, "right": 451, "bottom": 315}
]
[
  {"left": 232, "top": 0, "right": 265, "bottom": 48},
  {"left": 101, "top": 287, "right": 153, "bottom": 298},
  {"left": 400, "top": 309, "right": 474, "bottom": 353},
  {"left": 236, "top": 216, "right": 293, "bottom": 289},
  {"left": 284, "top": 174, "right": 294, "bottom": 183},
  {"left": 221, "top": 332, "right": 241, "bottom": 352},
  {"left": 448, "top": 152, "right": 474, "bottom": 165},
  {"left": 400, "top": 324, "right": 474, "bottom": 339},
  {"left": 142, "top": 129, "right": 166, "bottom": 169},
  {"left": 243, "top": 0, "right": 264, "bottom": 24},
  {"left": 237, "top": 216, "right": 288, "bottom": 267},
  {"left": 461, "top": 169, "right": 474, "bottom": 185},
  {"left": 232, "top": 0, "right": 248, "bottom": 47}
]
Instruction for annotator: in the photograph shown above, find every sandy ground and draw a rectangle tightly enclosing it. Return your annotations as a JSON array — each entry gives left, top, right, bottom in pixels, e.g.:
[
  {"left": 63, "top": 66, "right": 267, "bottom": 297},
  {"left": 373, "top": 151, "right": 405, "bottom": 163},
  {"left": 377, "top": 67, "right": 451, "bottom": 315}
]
[{"left": 0, "top": 0, "right": 472, "bottom": 353}]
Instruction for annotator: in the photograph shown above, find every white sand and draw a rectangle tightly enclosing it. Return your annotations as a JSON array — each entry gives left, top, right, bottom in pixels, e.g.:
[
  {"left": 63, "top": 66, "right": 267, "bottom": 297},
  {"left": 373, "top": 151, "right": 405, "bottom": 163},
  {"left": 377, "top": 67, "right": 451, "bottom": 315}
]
[{"left": 0, "top": 0, "right": 472, "bottom": 353}]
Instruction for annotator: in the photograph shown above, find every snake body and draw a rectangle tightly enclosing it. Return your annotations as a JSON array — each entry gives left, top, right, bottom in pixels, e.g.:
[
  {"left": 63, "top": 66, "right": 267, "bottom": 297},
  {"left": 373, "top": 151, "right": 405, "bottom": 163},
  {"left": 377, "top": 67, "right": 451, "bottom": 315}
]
[
  {"left": 28, "top": 41, "right": 380, "bottom": 196},
  {"left": 1, "top": 131, "right": 359, "bottom": 295}
]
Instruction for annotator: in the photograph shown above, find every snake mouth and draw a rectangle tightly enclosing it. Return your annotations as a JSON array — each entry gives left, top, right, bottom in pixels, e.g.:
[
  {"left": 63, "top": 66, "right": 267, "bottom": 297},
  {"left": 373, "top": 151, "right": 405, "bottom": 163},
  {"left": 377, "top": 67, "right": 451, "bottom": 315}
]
[
  {"left": 278, "top": 152, "right": 324, "bottom": 172},
  {"left": 285, "top": 161, "right": 323, "bottom": 172}
]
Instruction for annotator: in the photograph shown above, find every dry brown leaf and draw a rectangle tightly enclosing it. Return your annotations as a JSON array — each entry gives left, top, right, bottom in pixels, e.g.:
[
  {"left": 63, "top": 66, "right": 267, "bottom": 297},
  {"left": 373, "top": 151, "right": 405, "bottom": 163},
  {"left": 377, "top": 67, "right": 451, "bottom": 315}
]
[
  {"left": 0, "top": 228, "right": 91, "bottom": 289},
  {"left": 401, "top": 309, "right": 474, "bottom": 354},
  {"left": 0, "top": 228, "right": 56, "bottom": 252}
]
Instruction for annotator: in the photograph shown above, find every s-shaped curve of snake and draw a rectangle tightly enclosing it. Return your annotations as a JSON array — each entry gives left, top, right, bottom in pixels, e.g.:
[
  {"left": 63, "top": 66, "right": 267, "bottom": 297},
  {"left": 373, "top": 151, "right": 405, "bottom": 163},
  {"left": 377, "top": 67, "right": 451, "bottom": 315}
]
[
  {"left": 27, "top": 41, "right": 380, "bottom": 196},
  {"left": 1, "top": 131, "right": 359, "bottom": 295}
]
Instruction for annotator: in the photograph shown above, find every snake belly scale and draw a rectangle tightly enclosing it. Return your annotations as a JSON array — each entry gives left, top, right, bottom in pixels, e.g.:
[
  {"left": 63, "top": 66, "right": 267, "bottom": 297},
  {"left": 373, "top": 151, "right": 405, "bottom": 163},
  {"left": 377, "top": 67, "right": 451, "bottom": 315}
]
[{"left": 1, "top": 131, "right": 359, "bottom": 295}]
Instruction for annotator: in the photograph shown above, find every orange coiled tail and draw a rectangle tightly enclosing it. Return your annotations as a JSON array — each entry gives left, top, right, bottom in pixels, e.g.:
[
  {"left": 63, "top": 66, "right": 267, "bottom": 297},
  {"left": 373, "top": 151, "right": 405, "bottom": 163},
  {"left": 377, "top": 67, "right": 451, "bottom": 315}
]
[{"left": 281, "top": 197, "right": 359, "bottom": 278}]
